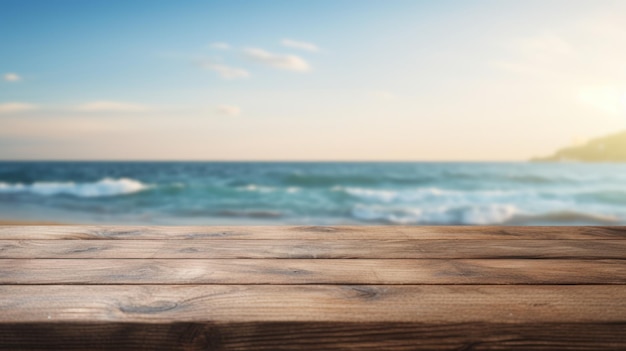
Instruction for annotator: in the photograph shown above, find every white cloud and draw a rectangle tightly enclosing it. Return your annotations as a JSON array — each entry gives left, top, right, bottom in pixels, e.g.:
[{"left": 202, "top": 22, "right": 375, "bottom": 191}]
[
  {"left": 243, "top": 48, "right": 310, "bottom": 72},
  {"left": 281, "top": 39, "right": 319, "bottom": 52},
  {"left": 216, "top": 105, "right": 241, "bottom": 116},
  {"left": 0, "top": 102, "right": 37, "bottom": 113},
  {"left": 199, "top": 62, "right": 250, "bottom": 79},
  {"left": 4, "top": 73, "right": 22, "bottom": 82},
  {"left": 75, "top": 101, "right": 151, "bottom": 112},
  {"left": 211, "top": 42, "right": 231, "bottom": 50}
]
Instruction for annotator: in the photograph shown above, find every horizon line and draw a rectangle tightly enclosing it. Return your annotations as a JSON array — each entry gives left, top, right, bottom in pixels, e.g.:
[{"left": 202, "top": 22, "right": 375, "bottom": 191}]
[{"left": 0, "top": 159, "right": 536, "bottom": 163}]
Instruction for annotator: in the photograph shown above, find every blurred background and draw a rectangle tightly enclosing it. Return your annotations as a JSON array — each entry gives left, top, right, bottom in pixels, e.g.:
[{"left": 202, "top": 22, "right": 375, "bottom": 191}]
[{"left": 1, "top": 0, "right": 625, "bottom": 225}]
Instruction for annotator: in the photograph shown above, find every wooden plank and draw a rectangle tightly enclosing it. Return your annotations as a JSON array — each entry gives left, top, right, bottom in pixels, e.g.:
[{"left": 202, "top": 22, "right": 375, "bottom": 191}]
[
  {"left": 1, "top": 285, "right": 624, "bottom": 323},
  {"left": 1, "top": 285, "right": 624, "bottom": 350},
  {"left": 1, "top": 259, "right": 625, "bottom": 284},
  {"left": 2, "top": 239, "right": 626, "bottom": 259},
  {"left": 2, "top": 225, "right": 625, "bottom": 350},
  {"left": 1, "top": 322, "right": 625, "bottom": 350},
  {"left": 0, "top": 225, "right": 625, "bottom": 240}
]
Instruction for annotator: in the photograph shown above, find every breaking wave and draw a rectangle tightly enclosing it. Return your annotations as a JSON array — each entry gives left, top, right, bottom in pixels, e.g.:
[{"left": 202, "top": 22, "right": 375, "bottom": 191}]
[
  {"left": 351, "top": 204, "right": 621, "bottom": 225},
  {"left": 2, "top": 162, "right": 625, "bottom": 225},
  {"left": 351, "top": 203, "right": 519, "bottom": 225},
  {"left": 333, "top": 186, "right": 517, "bottom": 203},
  {"left": 0, "top": 178, "right": 149, "bottom": 197}
]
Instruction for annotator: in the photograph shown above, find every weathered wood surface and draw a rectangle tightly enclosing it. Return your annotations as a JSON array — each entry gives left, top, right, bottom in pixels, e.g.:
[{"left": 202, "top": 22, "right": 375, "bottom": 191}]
[
  {"left": 2, "top": 258, "right": 626, "bottom": 285},
  {"left": 2, "top": 239, "right": 626, "bottom": 259},
  {"left": 2, "top": 322, "right": 625, "bottom": 351},
  {"left": 1, "top": 225, "right": 625, "bottom": 240},
  {"left": 1, "top": 225, "right": 625, "bottom": 350},
  {"left": 1, "top": 285, "right": 624, "bottom": 323},
  {"left": 0, "top": 285, "right": 625, "bottom": 350}
]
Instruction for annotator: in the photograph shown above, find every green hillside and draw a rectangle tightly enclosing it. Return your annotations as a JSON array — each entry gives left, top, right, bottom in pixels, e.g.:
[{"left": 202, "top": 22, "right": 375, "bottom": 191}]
[{"left": 533, "top": 130, "right": 626, "bottom": 162}]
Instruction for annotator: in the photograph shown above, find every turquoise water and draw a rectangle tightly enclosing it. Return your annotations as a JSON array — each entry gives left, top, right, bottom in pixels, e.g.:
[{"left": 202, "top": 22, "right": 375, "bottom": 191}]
[{"left": 1, "top": 161, "right": 625, "bottom": 225}]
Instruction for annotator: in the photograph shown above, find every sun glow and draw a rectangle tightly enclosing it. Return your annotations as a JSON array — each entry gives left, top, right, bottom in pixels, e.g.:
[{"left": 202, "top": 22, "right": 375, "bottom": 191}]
[{"left": 579, "top": 86, "right": 626, "bottom": 116}]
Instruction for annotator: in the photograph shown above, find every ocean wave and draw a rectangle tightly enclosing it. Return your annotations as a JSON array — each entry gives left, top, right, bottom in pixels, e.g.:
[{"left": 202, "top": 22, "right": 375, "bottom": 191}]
[
  {"left": 504, "top": 174, "right": 556, "bottom": 183},
  {"left": 236, "top": 184, "right": 301, "bottom": 194},
  {"left": 505, "top": 211, "right": 621, "bottom": 225},
  {"left": 351, "top": 203, "right": 518, "bottom": 225},
  {"left": 441, "top": 170, "right": 610, "bottom": 184},
  {"left": 236, "top": 184, "right": 277, "bottom": 193},
  {"left": 0, "top": 178, "right": 149, "bottom": 197},
  {"left": 351, "top": 202, "right": 622, "bottom": 225},
  {"left": 574, "top": 190, "right": 626, "bottom": 205},
  {"left": 334, "top": 186, "right": 518, "bottom": 203},
  {"left": 283, "top": 173, "right": 382, "bottom": 187},
  {"left": 333, "top": 187, "right": 400, "bottom": 202},
  {"left": 216, "top": 209, "right": 283, "bottom": 218}
]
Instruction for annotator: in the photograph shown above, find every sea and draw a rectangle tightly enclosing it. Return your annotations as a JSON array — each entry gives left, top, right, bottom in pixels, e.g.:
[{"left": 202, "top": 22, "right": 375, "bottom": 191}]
[{"left": 0, "top": 161, "right": 625, "bottom": 226}]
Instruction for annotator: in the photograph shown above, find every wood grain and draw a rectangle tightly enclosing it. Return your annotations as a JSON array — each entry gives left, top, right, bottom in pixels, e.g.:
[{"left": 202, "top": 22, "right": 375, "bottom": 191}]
[
  {"left": 1, "top": 285, "right": 624, "bottom": 323},
  {"left": 2, "top": 239, "right": 626, "bottom": 259},
  {"left": 1, "top": 225, "right": 625, "bottom": 350},
  {"left": 2, "top": 285, "right": 625, "bottom": 349},
  {"left": 1, "top": 225, "right": 625, "bottom": 240},
  {"left": 1, "top": 258, "right": 625, "bottom": 284},
  {"left": 1, "top": 322, "right": 625, "bottom": 350}
]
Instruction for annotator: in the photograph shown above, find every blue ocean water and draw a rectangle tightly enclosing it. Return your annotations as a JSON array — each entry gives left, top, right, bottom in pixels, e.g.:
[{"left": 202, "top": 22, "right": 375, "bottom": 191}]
[{"left": 0, "top": 161, "right": 625, "bottom": 225}]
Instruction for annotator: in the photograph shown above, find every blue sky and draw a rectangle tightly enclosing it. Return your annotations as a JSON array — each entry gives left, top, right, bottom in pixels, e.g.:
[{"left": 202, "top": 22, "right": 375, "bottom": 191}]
[{"left": 1, "top": 0, "right": 625, "bottom": 160}]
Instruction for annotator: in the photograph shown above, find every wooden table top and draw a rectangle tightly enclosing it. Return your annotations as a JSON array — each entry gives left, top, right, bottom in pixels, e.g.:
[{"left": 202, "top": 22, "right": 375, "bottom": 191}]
[{"left": 0, "top": 225, "right": 625, "bottom": 350}]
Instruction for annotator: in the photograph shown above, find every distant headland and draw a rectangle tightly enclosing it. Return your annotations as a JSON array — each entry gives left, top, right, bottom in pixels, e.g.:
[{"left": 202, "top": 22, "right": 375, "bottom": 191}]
[{"left": 533, "top": 130, "right": 626, "bottom": 162}]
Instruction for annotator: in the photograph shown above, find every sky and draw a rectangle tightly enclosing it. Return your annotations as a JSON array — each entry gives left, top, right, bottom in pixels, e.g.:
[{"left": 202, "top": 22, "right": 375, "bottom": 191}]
[{"left": 1, "top": 0, "right": 626, "bottom": 161}]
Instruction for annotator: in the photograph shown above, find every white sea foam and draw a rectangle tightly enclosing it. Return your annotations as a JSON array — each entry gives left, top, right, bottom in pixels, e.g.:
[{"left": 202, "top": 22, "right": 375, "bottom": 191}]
[
  {"left": 460, "top": 204, "right": 519, "bottom": 224},
  {"left": 238, "top": 184, "right": 302, "bottom": 193},
  {"left": 351, "top": 203, "right": 519, "bottom": 225},
  {"left": 237, "top": 184, "right": 277, "bottom": 193},
  {"left": 286, "top": 187, "right": 301, "bottom": 193},
  {"left": 0, "top": 178, "right": 149, "bottom": 197},
  {"left": 334, "top": 186, "right": 517, "bottom": 203},
  {"left": 333, "top": 187, "right": 398, "bottom": 202}
]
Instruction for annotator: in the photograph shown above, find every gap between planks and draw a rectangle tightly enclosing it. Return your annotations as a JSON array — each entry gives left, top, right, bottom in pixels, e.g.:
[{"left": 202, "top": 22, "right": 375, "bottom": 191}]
[{"left": 1, "top": 225, "right": 625, "bottom": 240}]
